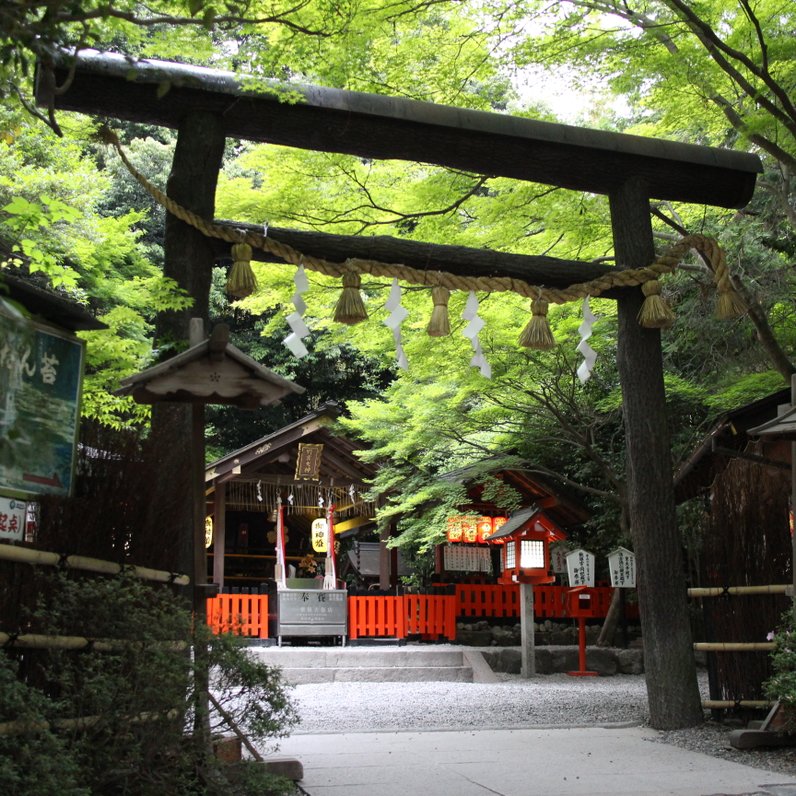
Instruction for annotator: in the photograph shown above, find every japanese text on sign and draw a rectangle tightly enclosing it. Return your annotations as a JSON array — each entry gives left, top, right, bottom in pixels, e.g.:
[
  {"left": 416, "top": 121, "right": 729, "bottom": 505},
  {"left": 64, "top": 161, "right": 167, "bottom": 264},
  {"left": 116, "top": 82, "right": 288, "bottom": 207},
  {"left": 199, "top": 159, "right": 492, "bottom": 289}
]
[
  {"left": 608, "top": 547, "right": 636, "bottom": 588},
  {"left": 565, "top": 548, "right": 595, "bottom": 587},
  {"left": 0, "top": 497, "right": 25, "bottom": 541},
  {"left": 0, "top": 307, "right": 84, "bottom": 498},
  {"left": 279, "top": 590, "right": 347, "bottom": 625}
]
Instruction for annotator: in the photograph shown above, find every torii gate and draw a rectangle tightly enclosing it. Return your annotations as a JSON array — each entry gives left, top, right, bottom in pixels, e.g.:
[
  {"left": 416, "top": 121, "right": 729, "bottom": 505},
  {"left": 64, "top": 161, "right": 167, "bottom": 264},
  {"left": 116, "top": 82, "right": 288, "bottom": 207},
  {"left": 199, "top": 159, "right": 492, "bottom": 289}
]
[{"left": 36, "top": 51, "right": 761, "bottom": 730}]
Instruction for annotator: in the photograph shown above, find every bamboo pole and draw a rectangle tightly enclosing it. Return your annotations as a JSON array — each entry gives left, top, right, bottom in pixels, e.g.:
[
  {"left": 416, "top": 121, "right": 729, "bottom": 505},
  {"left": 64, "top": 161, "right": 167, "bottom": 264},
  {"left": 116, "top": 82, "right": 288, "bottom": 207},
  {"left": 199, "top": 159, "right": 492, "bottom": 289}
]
[
  {"left": 0, "top": 543, "right": 190, "bottom": 585},
  {"left": 0, "top": 631, "right": 188, "bottom": 652},
  {"left": 688, "top": 585, "right": 790, "bottom": 597},
  {"left": 0, "top": 709, "right": 180, "bottom": 737},
  {"left": 702, "top": 700, "right": 773, "bottom": 709},
  {"left": 694, "top": 642, "right": 776, "bottom": 652}
]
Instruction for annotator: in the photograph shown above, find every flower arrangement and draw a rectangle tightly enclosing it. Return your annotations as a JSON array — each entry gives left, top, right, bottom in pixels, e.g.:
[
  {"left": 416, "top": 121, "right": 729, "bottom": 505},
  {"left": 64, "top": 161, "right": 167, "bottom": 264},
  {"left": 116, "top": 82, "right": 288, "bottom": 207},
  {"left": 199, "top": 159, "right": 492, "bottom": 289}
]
[{"left": 298, "top": 553, "right": 318, "bottom": 576}]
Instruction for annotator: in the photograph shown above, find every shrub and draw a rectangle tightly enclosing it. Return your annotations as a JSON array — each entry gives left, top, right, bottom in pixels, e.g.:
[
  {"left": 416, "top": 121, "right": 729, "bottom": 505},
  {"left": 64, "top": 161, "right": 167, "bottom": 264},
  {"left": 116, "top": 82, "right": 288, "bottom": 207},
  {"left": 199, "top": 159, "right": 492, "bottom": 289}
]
[{"left": 1, "top": 571, "right": 297, "bottom": 795}]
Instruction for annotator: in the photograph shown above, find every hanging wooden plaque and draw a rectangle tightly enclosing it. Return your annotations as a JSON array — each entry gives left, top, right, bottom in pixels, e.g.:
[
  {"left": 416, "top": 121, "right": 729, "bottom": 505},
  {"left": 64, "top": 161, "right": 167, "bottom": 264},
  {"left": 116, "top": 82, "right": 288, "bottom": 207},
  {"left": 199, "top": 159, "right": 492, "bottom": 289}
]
[{"left": 295, "top": 443, "right": 324, "bottom": 480}]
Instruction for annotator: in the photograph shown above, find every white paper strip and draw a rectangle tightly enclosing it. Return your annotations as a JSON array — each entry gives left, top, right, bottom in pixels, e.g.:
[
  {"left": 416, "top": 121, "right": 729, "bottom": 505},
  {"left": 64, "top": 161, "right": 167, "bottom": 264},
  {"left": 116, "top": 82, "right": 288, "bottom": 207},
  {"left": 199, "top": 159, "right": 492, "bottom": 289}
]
[
  {"left": 384, "top": 279, "right": 409, "bottom": 370},
  {"left": 282, "top": 263, "right": 310, "bottom": 358},
  {"left": 461, "top": 291, "right": 491, "bottom": 378},
  {"left": 576, "top": 296, "right": 598, "bottom": 384}
]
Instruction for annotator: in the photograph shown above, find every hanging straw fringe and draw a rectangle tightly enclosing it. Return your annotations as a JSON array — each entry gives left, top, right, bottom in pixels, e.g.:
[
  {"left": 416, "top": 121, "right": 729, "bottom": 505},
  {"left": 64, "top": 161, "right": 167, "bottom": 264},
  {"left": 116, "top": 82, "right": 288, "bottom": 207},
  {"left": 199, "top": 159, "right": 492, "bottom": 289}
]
[
  {"left": 99, "top": 129, "right": 750, "bottom": 347},
  {"left": 710, "top": 244, "right": 747, "bottom": 319},
  {"left": 226, "top": 242, "right": 257, "bottom": 298},
  {"left": 426, "top": 286, "right": 451, "bottom": 337},
  {"left": 637, "top": 279, "right": 674, "bottom": 329},
  {"left": 333, "top": 268, "right": 368, "bottom": 324},
  {"left": 518, "top": 297, "right": 556, "bottom": 349}
]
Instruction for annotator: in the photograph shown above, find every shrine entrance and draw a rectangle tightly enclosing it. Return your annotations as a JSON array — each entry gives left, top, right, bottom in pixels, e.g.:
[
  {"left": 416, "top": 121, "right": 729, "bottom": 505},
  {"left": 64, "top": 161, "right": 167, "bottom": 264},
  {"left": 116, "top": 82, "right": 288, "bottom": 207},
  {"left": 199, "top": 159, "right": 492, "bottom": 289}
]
[{"left": 36, "top": 50, "right": 762, "bottom": 729}]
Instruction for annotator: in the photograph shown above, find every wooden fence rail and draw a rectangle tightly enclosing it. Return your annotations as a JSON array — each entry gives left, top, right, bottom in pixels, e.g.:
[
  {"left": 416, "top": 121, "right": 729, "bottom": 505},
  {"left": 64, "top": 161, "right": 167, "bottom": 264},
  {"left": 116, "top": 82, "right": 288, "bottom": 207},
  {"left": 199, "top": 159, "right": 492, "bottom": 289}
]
[
  {"left": 348, "top": 595, "right": 406, "bottom": 640},
  {"left": 450, "top": 583, "right": 622, "bottom": 620},
  {"left": 687, "top": 582, "right": 787, "bottom": 711},
  {"left": 204, "top": 585, "right": 635, "bottom": 642},
  {"left": 206, "top": 594, "right": 269, "bottom": 638},
  {"left": 0, "top": 542, "right": 190, "bottom": 585}
]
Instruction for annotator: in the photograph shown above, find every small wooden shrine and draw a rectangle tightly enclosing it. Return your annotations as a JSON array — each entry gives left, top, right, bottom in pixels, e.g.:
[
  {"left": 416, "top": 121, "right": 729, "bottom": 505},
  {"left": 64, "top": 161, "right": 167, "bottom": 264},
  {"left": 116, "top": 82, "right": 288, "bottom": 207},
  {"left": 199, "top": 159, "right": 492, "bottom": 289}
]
[
  {"left": 435, "top": 463, "right": 589, "bottom": 583},
  {"left": 204, "top": 402, "right": 380, "bottom": 589}
]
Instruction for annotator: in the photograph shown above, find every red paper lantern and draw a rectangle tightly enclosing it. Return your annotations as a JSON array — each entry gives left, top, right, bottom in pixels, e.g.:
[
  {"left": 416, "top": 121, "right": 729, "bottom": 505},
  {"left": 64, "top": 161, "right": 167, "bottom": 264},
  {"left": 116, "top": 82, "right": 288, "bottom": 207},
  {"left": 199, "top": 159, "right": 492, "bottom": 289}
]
[
  {"left": 461, "top": 516, "right": 478, "bottom": 543},
  {"left": 476, "top": 516, "right": 494, "bottom": 544},
  {"left": 446, "top": 516, "right": 464, "bottom": 543},
  {"left": 483, "top": 516, "right": 508, "bottom": 544}
]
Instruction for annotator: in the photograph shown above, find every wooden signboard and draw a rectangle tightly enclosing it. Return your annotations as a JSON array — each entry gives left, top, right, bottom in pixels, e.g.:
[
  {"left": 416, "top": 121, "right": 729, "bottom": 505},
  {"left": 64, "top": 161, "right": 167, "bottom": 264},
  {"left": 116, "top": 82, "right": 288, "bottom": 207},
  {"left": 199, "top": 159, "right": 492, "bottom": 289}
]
[
  {"left": 0, "top": 307, "right": 84, "bottom": 498},
  {"left": 0, "top": 496, "right": 26, "bottom": 541},
  {"left": 608, "top": 546, "right": 637, "bottom": 588},
  {"left": 566, "top": 548, "right": 595, "bottom": 587}
]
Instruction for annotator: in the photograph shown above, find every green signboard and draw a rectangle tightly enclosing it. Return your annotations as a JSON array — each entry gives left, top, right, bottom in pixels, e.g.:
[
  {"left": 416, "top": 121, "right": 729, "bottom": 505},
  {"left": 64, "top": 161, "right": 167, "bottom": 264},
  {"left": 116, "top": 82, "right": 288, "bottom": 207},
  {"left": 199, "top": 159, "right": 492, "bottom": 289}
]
[{"left": 0, "top": 302, "right": 84, "bottom": 498}]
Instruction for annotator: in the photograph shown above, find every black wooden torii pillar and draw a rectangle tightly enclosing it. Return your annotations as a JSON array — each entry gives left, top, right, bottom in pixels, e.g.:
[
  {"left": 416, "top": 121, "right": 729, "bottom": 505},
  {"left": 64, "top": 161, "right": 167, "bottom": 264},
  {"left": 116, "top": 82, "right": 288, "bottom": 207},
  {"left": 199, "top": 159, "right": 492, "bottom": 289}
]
[{"left": 37, "top": 51, "right": 762, "bottom": 730}]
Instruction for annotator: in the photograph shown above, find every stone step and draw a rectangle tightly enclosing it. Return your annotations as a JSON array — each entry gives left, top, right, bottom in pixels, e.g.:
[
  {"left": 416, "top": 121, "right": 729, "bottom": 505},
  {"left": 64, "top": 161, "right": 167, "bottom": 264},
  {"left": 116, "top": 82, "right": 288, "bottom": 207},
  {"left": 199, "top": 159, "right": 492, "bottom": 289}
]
[
  {"left": 273, "top": 665, "right": 474, "bottom": 684},
  {"left": 247, "top": 646, "right": 475, "bottom": 684},
  {"left": 250, "top": 647, "right": 467, "bottom": 669}
]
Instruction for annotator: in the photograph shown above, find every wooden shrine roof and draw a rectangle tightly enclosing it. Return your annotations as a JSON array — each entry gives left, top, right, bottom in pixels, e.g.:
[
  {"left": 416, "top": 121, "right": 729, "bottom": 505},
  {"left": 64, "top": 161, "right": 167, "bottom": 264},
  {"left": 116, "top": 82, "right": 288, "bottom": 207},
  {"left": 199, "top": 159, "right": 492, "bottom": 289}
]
[
  {"left": 1, "top": 272, "right": 106, "bottom": 332},
  {"left": 116, "top": 322, "right": 303, "bottom": 408},
  {"left": 37, "top": 50, "right": 761, "bottom": 209},
  {"left": 674, "top": 388, "right": 792, "bottom": 502},
  {"left": 443, "top": 459, "right": 591, "bottom": 529},
  {"left": 205, "top": 401, "right": 375, "bottom": 489}
]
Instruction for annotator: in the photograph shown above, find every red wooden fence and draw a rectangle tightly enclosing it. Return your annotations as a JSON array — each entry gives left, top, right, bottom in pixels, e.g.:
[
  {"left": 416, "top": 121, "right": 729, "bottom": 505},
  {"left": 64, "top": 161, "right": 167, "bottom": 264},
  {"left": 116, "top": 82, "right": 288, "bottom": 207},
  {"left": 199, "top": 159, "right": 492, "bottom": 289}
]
[
  {"left": 348, "top": 595, "right": 406, "bottom": 640},
  {"left": 206, "top": 586, "right": 631, "bottom": 641},
  {"left": 451, "top": 584, "right": 623, "bottom": 620},
  {"left": 206, "top": 594, "right": 269, "bottom": 638},
  {"left": 404, "top": 594, "right": 457, "bottom": 641}
]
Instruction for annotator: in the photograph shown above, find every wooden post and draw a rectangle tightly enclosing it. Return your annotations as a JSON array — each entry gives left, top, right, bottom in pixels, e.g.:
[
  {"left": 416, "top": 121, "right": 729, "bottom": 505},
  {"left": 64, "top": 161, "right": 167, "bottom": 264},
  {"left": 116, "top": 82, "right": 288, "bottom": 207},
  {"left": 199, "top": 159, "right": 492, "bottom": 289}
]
[
  {"left": 520, "top": 583, "right": 535, "bottom": 677},
  {"left": 791, "top": 373, "right": 796, "bottom": 624},
  {"left": 610, "top": 178, "right": 703, "bottom": 729},
  {"left": 213, "top": 481, "right": 226, "bottom": 589},
  {"left": 152, "top": 112, "right": 225, "bottom": 760},
  {"left": 151, "top": 111, "right": 226, "bottom": 585},
  {"left": 379, "top": 521, "right": 393, "bottom": 591}
]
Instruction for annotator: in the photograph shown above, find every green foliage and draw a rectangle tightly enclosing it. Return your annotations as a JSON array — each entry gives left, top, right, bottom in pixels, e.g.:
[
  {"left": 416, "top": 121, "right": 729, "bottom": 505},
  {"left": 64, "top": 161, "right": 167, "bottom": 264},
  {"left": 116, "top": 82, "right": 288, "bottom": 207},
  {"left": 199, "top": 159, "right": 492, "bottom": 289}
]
[
  {"left": 765, "top": 610, "right": 796, "bottom": 712},
  {"left": 1, "top": 572, "right": 297, "bottom": 795},
  {"left": 0, "top": 109, "right": 194, "bottom": 430},
  {"left": 0, "top": 656, "right": 87, "bottom": 796}
]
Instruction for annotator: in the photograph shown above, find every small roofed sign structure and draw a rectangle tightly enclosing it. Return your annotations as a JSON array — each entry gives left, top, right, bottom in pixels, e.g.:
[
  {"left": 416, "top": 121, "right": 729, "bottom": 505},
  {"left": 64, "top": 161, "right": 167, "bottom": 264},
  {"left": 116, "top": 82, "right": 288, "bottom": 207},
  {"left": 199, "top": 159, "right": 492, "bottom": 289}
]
[
  {"left": 116, "top": 322, "right": 303, "bottom": 407},
  {"left": 488, "top": 505, "right": 566, "bottom": 585}
]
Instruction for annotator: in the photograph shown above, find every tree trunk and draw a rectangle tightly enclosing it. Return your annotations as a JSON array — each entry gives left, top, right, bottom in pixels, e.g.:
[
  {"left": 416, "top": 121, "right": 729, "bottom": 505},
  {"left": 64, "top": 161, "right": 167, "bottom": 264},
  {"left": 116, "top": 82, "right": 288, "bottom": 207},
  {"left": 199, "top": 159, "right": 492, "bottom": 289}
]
[
  {"left": 596, "top": 587, "right": 620, "bottom": 647},
  {"left": 611, "top": 178, "right": 703, "bottom": 729},
  {"left": 150, "top": 111, "right": 226, "bottom": 587}
]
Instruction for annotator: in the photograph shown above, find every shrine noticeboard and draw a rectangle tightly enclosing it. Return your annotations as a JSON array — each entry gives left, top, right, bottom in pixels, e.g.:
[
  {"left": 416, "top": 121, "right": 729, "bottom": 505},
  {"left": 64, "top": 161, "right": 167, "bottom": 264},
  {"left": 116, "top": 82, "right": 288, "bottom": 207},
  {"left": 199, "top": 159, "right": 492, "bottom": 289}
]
[{"left": 0, "top": 308, "right": 84, "bottom": 498}]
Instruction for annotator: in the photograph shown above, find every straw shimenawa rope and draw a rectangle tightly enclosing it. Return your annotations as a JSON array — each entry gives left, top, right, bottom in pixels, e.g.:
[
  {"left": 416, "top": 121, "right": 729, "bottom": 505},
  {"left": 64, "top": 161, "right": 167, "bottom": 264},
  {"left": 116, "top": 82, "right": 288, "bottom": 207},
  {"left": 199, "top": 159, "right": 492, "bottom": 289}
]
[{"left": 100, "top": 126, "right": 746, "bottom": 346}]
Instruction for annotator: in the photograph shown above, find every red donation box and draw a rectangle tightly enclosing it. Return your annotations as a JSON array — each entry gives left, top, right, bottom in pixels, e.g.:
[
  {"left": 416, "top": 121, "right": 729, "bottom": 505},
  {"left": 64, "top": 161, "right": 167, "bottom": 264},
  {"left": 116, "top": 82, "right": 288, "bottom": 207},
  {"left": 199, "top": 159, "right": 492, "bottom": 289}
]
[{"left": 486, "top": 505, "right": 566, "bottom": 585}]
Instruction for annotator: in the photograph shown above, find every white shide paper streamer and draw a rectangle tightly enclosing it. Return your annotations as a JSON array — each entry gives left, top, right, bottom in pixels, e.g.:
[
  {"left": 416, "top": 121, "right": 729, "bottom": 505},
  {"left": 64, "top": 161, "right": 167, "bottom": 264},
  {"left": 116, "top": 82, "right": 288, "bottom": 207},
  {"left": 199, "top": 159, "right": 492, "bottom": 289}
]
[
  {"left": 462, "top": 291, "right": 491, "bottom": 378},
  {"left": 283, "top": 263, "right": 310, "bottom": 358},
  {"left": 383, "top": 278, "right": 409, "bottom": 370},
  {"left": 576, "top": 296, "right": 598, "bottom": 384}
]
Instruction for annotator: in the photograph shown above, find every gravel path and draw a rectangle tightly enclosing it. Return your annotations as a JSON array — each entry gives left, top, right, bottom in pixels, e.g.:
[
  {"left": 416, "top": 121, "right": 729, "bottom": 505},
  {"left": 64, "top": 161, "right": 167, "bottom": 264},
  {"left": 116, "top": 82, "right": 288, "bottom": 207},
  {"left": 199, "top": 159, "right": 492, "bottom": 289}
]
[{"left": 286, "top": 670, "right": 796, "bottom": 780}]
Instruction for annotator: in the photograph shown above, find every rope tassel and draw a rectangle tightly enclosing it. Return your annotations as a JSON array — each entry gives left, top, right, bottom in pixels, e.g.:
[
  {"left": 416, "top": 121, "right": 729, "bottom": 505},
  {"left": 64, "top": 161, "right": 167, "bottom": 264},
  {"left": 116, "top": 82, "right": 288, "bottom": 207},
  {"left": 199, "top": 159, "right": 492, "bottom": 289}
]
[
  {"left": 712, "top": 248, "right": 747, "bottom": 319},
  {"left": 226, "top": 242, "right": 257, "bottom": 298},
  {"left": 426, "top": 286, "right": 451, "bottom": 337},
  {"left": 333, "top": 270, "right": 368, "bottom": 325},
  {"left": 519, "top": 297, "right": 556, "bottom": 349},
  {"left": 637, "top": 279, "right": 674, "bottom": 329}
]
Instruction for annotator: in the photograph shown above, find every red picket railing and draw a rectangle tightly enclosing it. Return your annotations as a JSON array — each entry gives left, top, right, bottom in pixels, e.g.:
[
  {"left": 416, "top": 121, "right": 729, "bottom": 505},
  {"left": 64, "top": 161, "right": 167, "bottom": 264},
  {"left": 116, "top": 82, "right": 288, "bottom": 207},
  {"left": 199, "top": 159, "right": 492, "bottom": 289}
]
[
  {"left": 454, "top": 583, "right": 519, "bottom": 618},
  {"left": 449, "top": 583, "right": 631, "bottom": 620},
  {"left": 207, "top": 585, "right": 635, "bottom": 642},
  {"left": 348, "top": 595, "right": 406, "bottom": 640},
  {"left": 404, "top": 593, "right": 457, "bottom": 641},
  {"left": 206, "top": 594, "right": 269, "bottom": 638}
]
